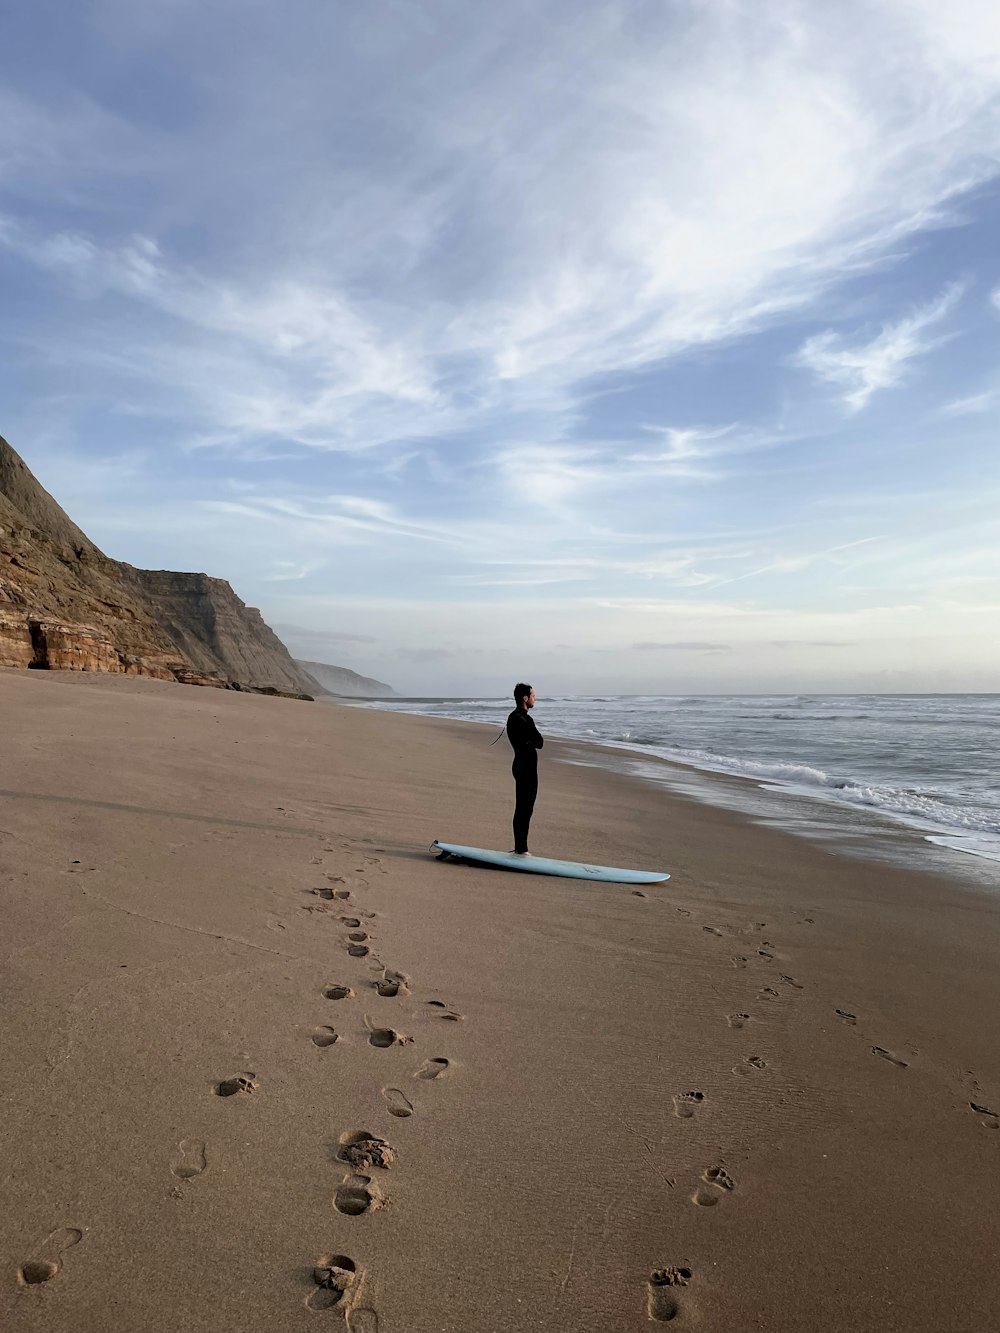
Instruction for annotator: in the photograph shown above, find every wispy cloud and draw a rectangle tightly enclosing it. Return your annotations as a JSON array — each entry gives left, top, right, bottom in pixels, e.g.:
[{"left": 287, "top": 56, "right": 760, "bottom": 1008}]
[
  {"left": 450, "top": 552, "right": 721, "bottom": 589},
  {"left": 272, "top": 624, "right": 377, "bottom": 646},
  {"left": 941, "top": 390, "right": 999, "bottom": 416},
  {"left": 794, "top": 284, "right": 963, "bottom": 410},
  {"left": 625, "top": 426, "right": 736, "bottom": 466},
  {"left": 261, "top": 560, "right": 327, "bottom": 583},
  {"left": 705, "top": 537, "right": 885, "bottom": 590},
  {"left": 199, "top": 493, "right": 465, "bottom": 547},
  {"left": 767, "top": 640, "right": 855, "bottom": 649},
  {"left": 633, "top": 641, "right": 732, "bottom": 653}
]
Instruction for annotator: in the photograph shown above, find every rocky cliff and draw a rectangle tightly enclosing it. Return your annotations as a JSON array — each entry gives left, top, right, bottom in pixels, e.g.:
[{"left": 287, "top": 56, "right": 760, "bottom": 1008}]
[
  {"left": 131, "top": 570, "right": 317, "bottom": 696},
  {"left": 297, "top": 659, "right": 396, "bottom": 697},
  {"left": 0, "top": 433, "right": 318, "bottom": 695},
  {"left": 0, "top": 479, "right": 197, "bottom": 681}
]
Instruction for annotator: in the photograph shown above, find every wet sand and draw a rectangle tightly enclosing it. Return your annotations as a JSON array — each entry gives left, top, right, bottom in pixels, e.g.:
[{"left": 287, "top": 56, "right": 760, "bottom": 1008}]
[{"left": 2, "top": 669, "right": 1000, "bottom": 1333}]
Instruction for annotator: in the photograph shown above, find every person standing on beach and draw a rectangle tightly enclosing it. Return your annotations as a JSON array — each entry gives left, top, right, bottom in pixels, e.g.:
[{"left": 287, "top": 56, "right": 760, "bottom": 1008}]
[{"left": 507, "top": 683, "right": 543, "bottom": 855}]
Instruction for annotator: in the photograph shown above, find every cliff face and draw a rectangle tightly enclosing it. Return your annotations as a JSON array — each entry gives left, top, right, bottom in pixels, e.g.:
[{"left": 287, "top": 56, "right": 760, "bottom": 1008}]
[
  {"left": 0, "top": 434, "right": 316, "bottom": 695},
  {"left": 131, "top": 570, "right": 319, "bottom": 697},
  {"left": 0, "top": 484, "right": 196, "bottom": 680},
  {"left": 297, "top": 659, "right": 395, "bottom": 697},
  {"left": 0, "top": 440, "right": 95, "bottom": 555}
]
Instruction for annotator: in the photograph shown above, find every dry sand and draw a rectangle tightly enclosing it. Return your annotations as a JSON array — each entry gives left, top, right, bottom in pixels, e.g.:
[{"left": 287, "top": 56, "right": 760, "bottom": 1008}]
[{"left": 2, "top": 669, "right": 999, "bottom": 1333}]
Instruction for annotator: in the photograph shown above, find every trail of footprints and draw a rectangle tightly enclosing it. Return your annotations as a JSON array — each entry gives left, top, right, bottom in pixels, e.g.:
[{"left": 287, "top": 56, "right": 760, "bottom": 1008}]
[
  {"left": 286, "top": 852, "right": 461, "bottom": 1320},
  {"left": 653, "top": 908, "right": 947, "bottom": 1325},
  {"left": 675, "top": 905, "right": 1000, "bottom": 1324},
  {"left": 70, "top": 846, "right": 462, "bottom": 1326},
  {"left": 649, "top": 915, "right": 800, "bottom": 1321},
  {"left": 296, "top": 856, "right": 462, "bottom": 1318},
  {"left": 18, "top": 870, "right": 994, "bottom": 1324}
]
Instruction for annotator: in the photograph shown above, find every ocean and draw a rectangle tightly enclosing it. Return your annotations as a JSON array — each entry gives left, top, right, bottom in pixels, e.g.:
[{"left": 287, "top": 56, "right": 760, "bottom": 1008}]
[{"left": 355, "top": 694, "right": 1000, "bottom": 880}]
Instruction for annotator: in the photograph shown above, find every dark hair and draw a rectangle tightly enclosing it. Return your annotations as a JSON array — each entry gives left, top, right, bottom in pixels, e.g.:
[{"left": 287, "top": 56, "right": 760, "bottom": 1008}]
[{"left": 514, "top": 682, "right": 533, "bottom": 705}]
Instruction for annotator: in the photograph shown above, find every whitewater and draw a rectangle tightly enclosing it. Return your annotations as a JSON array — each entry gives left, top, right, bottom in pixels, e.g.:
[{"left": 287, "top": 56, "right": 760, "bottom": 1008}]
[{"left": 355, "top": 694, "right": 1000, "bottom": 875}]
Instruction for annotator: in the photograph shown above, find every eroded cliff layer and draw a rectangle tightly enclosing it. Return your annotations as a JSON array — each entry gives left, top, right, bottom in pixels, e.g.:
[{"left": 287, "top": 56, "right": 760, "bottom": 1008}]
[
  {"left": 0, "top": 485, "right": 197, "bottom": 680},
  {"left": 0, "top": 434, "right": 316, "bottom": 695}
]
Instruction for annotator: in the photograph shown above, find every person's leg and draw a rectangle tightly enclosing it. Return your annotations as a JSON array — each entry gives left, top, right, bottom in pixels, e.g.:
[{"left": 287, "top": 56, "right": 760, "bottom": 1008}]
[{"left": 512, "top": 767, "right": 538, "bottom": 854}]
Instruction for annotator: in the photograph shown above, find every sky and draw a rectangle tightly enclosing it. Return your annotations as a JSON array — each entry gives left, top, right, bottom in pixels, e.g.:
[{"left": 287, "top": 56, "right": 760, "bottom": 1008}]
[{"left": 1, "top": 0, "right": 999, "bottom": 696}]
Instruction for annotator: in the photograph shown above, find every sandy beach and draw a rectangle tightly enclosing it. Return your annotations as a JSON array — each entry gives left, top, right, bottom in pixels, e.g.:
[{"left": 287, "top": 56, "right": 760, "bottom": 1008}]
[{"left": 3, "top": 669, "right": 1000, "bottom": 1333}]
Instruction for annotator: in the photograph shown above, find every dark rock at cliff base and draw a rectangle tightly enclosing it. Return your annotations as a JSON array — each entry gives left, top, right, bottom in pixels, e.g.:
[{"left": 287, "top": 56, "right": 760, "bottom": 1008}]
[
  {"left": 297, "top": 660, "right": 396, "bottom": 697},
  {"left": 0, "top": 432, "right": 316, "bottom": 695}
]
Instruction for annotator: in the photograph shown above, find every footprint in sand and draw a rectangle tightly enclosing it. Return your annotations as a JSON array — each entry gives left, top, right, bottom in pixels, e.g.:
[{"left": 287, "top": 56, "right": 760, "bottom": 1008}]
[
  {"left": 731, "top": 955, "right": 749, "bottom": 969},
  {"left": 334, "top": 1174, "right": 380, "bottom": 1217},
  {"left": 703, "top": 926, "right": 723, "bottom": 937},
  {"left": 324, "top": 984, "right": 355, "bottom": 1001},
  {"left": 347, "top": 1310, "right": 380, "bottom": 1333},
  {"left": 341, "top": 917, "right": 362, "bottom": 928},
  {"left": 334, "top": 888, "right": 351, "bottom": 900},
  {"left": 215, "top": 1072, "right": 258, "bottom": 1097},
  {"left": 872, "top": 1046, "right": 908, "bottom": 1068},
  {"left": 726, "top": 1013, "right": 750, "bottom": 1029},
  {"left": 171, "top": 1138, "right": 207, "bottom": 1179},
  {"left": 426, "top": 1000, "right": 464, "bottom": 1021},
  {"left": 348, "top": 944, "right": 371, "bottom": 958},
  {"left": 692, "top": 1165, "right": 736, "bottom": 1206},
  {"left": 676, "top": 908, "right": 691, "bottom": 917},
  {"left": 383, "top": 1087, "right": 414, "bottom": 1118},
  {"left": 18, "top": 1228, "right": 83, "bottom": 1286},
  {"left": 632, "top": 889, "right": 647, "bottom": 897},
  {"left": 368, "top": 1025, "right": 411, "bottom": 1048},
  {"left": 647, "top": 1266, "right": 692, "bottom": 1322},
  {"left": 348, "top": 931, "right": 369, "bottom": 943},
  {"left": 758, "top": 986, "right": 780, "bottom": 1000},
  {"left": 415, "top": 1057, "right": 450, "bottom": 1081},
  {"left": 732, "top": 1055, "right": 767, "bottom": 1076},
  {"left": 757, "top": 947, "right": 774, "bottom": 960},
  {"left": 311, "top": 1027, "right": 340, "bottom": 1048},
  {"left": 836, "top": 1009, "right": 857, "bottom": 1025},
  {"left": 971, "top": 1102, "right": 1000, "bottom": 1129},
  {"left": 672, "top": 1091, "right": 705, "bottom": 1119},
  {"left": 374, "top": 969, "right": 408, "bottom": 998},
  {"left": 311, "top": 887, "right": 335, "bottom": 901},
  {"left": 780, "top": 974, "right": 803, "bottom": 989},
  {"left": 339, "top": 1131, "right": 396, "bottom": 1169},
  {"left": 306, "top": 1254, "right": 358, "bottom": 1311}
]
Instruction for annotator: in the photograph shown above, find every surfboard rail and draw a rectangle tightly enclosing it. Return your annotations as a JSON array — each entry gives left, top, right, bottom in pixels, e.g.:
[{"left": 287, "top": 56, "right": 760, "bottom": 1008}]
[{"left": 431, "top": 841, "right": 669, "bottom": 884}]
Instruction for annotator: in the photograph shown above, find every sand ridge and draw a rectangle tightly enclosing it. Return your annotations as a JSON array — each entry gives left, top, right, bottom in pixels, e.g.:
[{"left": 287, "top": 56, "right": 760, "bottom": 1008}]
[{"left": 2, "top": 668, "right": 1000, "bottom": 1331}]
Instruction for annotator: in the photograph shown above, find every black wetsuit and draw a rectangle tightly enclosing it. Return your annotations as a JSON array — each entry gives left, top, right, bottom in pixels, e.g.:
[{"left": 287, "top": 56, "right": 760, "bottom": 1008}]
[{"left": 506, "top": 707, "right": 543, "bottom": 854}]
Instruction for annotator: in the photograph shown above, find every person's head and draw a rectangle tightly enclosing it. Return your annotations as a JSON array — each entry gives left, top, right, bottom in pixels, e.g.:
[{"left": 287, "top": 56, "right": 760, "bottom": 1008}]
[{"left": 514, "top": 682, "right": 536, "bottom": 710}]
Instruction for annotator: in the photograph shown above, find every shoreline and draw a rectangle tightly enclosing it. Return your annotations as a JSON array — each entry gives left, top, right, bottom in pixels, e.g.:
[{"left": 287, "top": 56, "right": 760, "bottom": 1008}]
[
  {"left": 4, "top": 669, "right": 1000, "bottom": 1332},
  {"left": 348, "top": 696, "right": 1000, "bottom": 890}
]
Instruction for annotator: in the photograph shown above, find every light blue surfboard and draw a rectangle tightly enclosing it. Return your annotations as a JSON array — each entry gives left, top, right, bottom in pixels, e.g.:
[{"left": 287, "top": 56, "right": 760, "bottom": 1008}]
[{"left": 431, "top": 840, "right": 669, "bottom": 884}]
